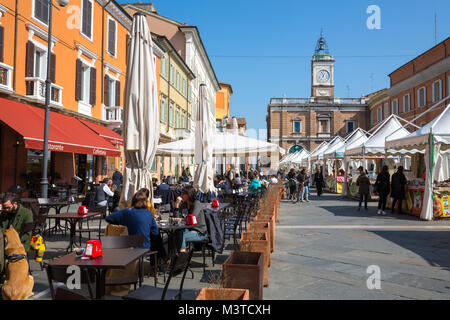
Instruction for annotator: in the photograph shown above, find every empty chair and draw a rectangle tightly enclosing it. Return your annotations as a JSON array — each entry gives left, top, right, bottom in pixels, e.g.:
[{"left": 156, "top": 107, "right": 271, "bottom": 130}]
[{"left": 122, "top": 249, "right": 194, "bottom": 300}]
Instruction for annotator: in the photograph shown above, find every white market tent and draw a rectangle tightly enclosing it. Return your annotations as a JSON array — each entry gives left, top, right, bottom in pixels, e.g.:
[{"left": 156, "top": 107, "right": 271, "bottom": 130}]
[
  {"left": 310, "top": 140, "right": 331, "bottom": 162},
  {"left": 328, "top": 128, "right": 368, "bottom": 159},
  {"left": 280, "top": 151, "right": 300, "bottom": 165},
  {"left": 291, "top": 149, "right": 310, "bottom": 165},
  {"left": 345, "top": 115, "right": 410, "bottom": 157},
  {"left": 385, "top": 102, "right": 450, "bottom": 221},
  {"left": 156, "top": 131, "right": 285, "bottom": 158}
]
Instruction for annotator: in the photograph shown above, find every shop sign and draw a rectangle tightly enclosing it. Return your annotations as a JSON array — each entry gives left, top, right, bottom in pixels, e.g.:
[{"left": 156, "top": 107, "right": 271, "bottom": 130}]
[
  {"left": 48, "top": 144, "right": 64, "bottom": 152},
  {"left": 440, "top": 191, "right": 450, "bottom": 217},
  {"left": 93, "top": 148, "right": 107, "bottom": 156}
]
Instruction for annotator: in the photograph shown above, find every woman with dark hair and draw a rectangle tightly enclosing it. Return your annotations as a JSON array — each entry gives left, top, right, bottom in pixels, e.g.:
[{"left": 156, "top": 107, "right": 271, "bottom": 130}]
[
  {"left": 375, "top": 165, "right": 391, "bottom": 215},
  {"left": 390, "top": 166, "right": 407, "bottom": 214},
  {"left": 105, "top": 190, "right": 159, "bottom": 249},
  {"left": 175, "top": 185, "right": 207, "bottom": 252}
]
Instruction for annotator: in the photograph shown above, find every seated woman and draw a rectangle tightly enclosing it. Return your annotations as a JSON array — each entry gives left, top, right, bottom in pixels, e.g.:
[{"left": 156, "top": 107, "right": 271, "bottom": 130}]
[
  {"left": 105, "top": 191, "right": 159, "bottom": 249},
  {"left": 175, "top": 185, "right": 207, "bottom": 252},
  {"left": 247, "top": 173, "right": 262, "bottom": 194}
]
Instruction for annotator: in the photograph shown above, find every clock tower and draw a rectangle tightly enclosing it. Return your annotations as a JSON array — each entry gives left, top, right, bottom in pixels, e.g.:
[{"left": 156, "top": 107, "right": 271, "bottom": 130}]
[{"left": 311, "top": 32, "right": 335, "bottom": 98}]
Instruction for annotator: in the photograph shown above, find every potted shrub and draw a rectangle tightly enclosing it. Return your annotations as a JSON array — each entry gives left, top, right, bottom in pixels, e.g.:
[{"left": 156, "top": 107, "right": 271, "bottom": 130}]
[
  {"left": 248, "top": 221, "right": 273, "bottom": 254},
  {"left": 222, "top": 251, "right": 264, "bottom": 300},
  {"left": 239, "top": 231, "right": 270, "bottom": 287}
]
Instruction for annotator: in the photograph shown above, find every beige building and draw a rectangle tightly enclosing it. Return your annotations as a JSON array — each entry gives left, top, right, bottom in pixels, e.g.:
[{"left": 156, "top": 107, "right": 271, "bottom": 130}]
[
  {"left": 267, "top": 33, "right": 368, "bottom": 159},
  {"left": 151, "top": 34, "right": 195, "bottom": 182}
]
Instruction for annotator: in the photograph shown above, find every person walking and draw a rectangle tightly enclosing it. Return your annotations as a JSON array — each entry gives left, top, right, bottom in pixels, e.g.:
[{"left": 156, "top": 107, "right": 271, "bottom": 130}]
[
  {"left": 112, "top": 168, "right": 123, "bottom": 189},
  {"left": 356, "top": 166, "right": 370, "bottom": 211},
  {"left": 375, "top": 165, "right": 390, "bottom": 215},
  {"left": 314, "top": 167, "right": 324, "bottom": 197},
  {"left": 287, "top": 168, "right": 297, "bottom": 200},
  {"left": 390, "top": 166, "right": 407, "bottom": 214},
  {"left": 300, "top": 168, "right": 311, "bottom": 202}
]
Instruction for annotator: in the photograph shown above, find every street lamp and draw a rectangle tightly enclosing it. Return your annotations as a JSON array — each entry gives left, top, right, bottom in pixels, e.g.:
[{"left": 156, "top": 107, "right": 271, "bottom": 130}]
[{"left": 41, "top": 0, "right": 69, "bottom": 198}]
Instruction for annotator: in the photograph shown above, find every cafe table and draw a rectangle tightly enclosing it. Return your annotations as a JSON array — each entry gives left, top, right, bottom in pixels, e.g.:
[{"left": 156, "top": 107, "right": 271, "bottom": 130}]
[
  {"left": 43, "top": 211, "right": 103, "bottom": 253},
  {"left": 47, "top": 248, "right": 149, "bottom": 299},
  {"left": 39, "top": 199, "right": 71, "bottom": 236}
]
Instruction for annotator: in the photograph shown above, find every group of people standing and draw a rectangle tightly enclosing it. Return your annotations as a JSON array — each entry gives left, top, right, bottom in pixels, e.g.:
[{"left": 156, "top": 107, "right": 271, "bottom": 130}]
[
  {"left": 356, "top": 165, "right": 407, "bottom": 215},
  {"left": 286, "top": 167, "right": 325, "bottom": 202}
]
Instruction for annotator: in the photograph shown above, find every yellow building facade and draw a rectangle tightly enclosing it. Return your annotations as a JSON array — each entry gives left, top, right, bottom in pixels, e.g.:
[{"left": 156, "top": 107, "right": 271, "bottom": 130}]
[{"left": 152, "top": 33, "right": 194, "bottom": 182}]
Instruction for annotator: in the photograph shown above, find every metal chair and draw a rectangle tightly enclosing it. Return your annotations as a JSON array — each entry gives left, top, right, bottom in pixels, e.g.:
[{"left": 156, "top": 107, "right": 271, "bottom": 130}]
[
  {"left": 76, "top": 206, "right": 106, "bottom": 244},
  {"left": 54, "top": 287, "right": 91, "bottom": 300},
  {"left": 100, "top": 235, "right": 159, "bottom": 289},
  {"left": 45, "top": 263, "right": 96, "bottom": 300},
  {"left": 122, "top": 249, "right": 194, "bottom": 300}
]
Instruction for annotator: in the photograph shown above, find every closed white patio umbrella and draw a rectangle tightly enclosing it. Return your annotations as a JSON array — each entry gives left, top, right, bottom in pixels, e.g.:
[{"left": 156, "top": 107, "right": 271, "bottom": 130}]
[
  {"left": 120, "top": 13, "right": 159, "bottom": 206},
  {"left": 194, "top": 84, "right": 216, "bottom": 194}
]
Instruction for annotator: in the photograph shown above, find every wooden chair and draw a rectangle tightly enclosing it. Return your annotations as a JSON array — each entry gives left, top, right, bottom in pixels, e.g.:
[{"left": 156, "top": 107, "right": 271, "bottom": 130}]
[{"left": 122, "top": 249, "right": 194, "bottom": 300}]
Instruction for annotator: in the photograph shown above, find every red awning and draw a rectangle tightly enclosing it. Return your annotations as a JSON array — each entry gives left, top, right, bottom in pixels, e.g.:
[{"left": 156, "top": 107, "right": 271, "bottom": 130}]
[
  {"left": 79, "top": 119, "right": 123, "bottom": 146},
  {"left": 0, "top": 97, "right": 121, "bottom": 157}
]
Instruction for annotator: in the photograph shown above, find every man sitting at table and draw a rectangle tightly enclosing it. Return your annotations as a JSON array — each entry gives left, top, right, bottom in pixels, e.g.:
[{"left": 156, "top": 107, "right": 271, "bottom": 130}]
[
  {"left": 174, "top": 185, "right": 207, "bottom": 252},
  {"left": 1, "top": 194, "right": 33, "bottom": 253},
  {"left": 105, "top": 191, "right": 159, "bottom": 249}
]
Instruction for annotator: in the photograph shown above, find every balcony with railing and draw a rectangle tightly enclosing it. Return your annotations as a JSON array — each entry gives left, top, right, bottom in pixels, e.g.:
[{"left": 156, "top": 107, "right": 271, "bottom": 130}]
[
  {"left": 25, "top": 77, "right": 63, "bottom": 107},
  {"left": 0, "top": 62, "right": 13, "bottom": 93},
  {"left": 103, "top": 105, "right": 123, "bottom": 128}
]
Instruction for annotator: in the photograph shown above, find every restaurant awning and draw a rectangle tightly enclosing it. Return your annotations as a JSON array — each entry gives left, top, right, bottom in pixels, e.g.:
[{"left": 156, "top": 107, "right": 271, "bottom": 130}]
[
  {"left": 0, "top": 97, "right": 121, "bottom": 157},
  {"left": 79, "top": 119, "right": 123, "bottom": 146}
]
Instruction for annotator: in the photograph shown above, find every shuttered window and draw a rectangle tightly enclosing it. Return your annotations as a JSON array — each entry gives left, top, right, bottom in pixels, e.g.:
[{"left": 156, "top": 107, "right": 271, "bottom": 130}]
[
  {"left": 0, "top": 26, "right": 4, "bottom": 63},
  {"left": 104, "top": 75, "right": 110, "bottom": 106},
  {"left": 34, "top": 0, "right": 49, "bottom": 24},
  {"left": 89, "top": 67, "right": 96, "bottom": 105},
  {"left": 115, "top": 80, "right": 120, "bottom": 106},
  {"left": 107, "top": 18, "right": 116, "bottom": 56},
  {"left": 81, "top": 0, "right": 93, "bottom": 39}
]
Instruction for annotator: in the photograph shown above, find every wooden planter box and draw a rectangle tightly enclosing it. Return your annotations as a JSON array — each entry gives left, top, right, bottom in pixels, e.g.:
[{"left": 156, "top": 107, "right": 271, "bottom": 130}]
[
  {"left": 222, "top": 251, "right": 264, "bottom": 300},
  {"left": 196, "top": 288, "right": 249, "bottom": 300},
  {"left": 254, "top": 215, "right": 275, "bottom": 253},
  {"left": 248, "top": 221, "right": 273, "bottom": 254},
  {"left": 239, "top": 231, "right": 270, "bottom": 287}
]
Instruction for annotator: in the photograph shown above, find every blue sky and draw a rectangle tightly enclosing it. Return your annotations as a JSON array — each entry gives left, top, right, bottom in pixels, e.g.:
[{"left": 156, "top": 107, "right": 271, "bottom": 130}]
[{"left": 120, "top": 0, "right": 450, "bottom": 139}]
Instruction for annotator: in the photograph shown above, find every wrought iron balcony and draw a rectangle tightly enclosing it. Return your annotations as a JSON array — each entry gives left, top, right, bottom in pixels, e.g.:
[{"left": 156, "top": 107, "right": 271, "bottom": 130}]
[{"left": 25, "top": 77, "right": 63, "bottom": 107}]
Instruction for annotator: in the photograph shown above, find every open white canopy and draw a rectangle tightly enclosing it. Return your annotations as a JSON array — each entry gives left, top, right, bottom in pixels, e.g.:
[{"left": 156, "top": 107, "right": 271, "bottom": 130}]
[
  {"left": 345, "top": 115, "right": 410, "bottom": 157},
  {"left": 309, "top": 141, "right": 330, "bottom": 161},
  {"left": 386, "top": 103, "right": 450, "bottom": 154},
  {"left": 280, "top": 151, "right": 299, "bottom": 164},
  {"left": 291, "top": 149, "right": 310, "bottom": 164},
  {"left": 332, "top": 128, "right": 368, "bottom": 158},
  {"left": 156, "top": 131, "right": 285, "bottom": 157},
  {"left": 311, "top": 136, "right": 344, "bottom": 161}
]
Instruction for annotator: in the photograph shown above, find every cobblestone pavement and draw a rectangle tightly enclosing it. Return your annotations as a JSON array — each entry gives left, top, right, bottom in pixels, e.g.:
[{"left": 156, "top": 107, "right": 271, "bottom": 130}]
[
  {"left": 26, "top": 191, "right": 450, "bottom": 300},
  {"left": 264, "top": 191, "right": 450, "bottom": 300}
]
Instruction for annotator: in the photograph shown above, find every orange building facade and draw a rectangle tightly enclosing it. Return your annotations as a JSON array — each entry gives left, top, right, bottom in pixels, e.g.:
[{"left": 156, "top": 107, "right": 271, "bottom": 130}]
[{"left": 0, "top": 0, "right": 161, "bottom": 194}]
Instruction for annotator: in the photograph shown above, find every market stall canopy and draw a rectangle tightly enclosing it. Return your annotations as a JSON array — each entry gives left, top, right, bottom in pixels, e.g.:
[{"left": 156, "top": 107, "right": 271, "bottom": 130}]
[
  {"left": 156, "top": 132, "right": 285, "bottom": 157},
  {"left": 311, "top": 136, "right": 343, "bottom": 161},
  {"left": 0, "top": 97, "right": 121, "bottom": 157},
  {"left": 309, "top": 141, "right": 330, "bottom": 161},
  {"left": 291, "top": 149, "right": 310, "bottom": 164},
  {"left": 386, "top": 103, "right": 450, "bottom": 154},
  {"left": 324, "top": 136, "right": 347, "bottom": 159},
  {"left": 280, "top": 151, "right": 298, "bottom": 164},
  {"left": 333, "top": 128, "right": 368, "bottom": 158},
  {"left": 345, "top": 115, "right": 410, "bottom": 156}
]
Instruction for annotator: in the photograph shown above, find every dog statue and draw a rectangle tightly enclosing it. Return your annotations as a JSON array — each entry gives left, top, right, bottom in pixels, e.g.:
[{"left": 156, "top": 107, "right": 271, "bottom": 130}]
[{"left": 2, "top": 226, "right": 34, "bottom": 300}]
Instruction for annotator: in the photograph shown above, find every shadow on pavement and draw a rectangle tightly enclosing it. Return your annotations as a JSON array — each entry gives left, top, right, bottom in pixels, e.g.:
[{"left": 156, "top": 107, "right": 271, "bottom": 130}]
[{"left": 369, "top": 230, "right": 450, "bottom": 271}]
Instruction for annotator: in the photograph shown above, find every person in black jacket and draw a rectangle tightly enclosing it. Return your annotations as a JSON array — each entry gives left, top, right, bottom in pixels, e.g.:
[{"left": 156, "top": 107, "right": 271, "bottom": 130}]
[
  {"left": 390, "top": 166, "right": 407, "bottom": 214},
  {"left": 287, "top": 168, "right": 297, "bottom": 199},
  {"left": 314, "top": 167, "right": 324, "bottom": 196},
  {"left": 375, "top": 165, "right": 390, "bottom": 215}
]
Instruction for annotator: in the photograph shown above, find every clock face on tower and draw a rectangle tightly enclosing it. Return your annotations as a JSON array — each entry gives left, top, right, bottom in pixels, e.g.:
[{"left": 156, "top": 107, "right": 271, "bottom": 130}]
[{"left": 317, "top": 70, "right": 330, "bottom": 83}]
